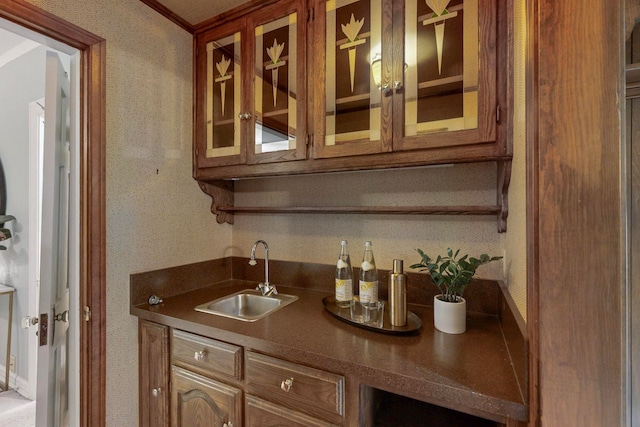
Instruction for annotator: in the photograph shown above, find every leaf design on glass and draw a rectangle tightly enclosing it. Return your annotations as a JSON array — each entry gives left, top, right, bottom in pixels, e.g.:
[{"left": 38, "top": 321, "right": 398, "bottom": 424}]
[
  {"left": 216, "top": 55, "right": 230, "bottom": 77},
  {"left": 215, "top": 55, "right": 231, "bottom": 116},
  {"left": 266, "top": 38, "right": 285, "bottom": 64},
  {"left": 341, "top": 13, "right": 364, "bottom": 43},
  {"left": 425, "top": 0, "right": 451, "bottom": 16}
]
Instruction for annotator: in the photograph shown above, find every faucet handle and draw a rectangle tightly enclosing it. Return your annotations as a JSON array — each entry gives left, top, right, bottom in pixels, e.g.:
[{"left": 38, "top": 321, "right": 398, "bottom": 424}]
[{"left": 256, "top": 283, "right": 277, "bottom": 296}]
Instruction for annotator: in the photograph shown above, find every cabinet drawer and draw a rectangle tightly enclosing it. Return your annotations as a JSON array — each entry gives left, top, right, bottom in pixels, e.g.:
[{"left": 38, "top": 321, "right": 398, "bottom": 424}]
[
  {"left": 245, "top": 351, "right": 344, "bottom": 421},
  {"left": 171, "top": 329, "right": 242, "bottom": 380},
  {"left": 245, "top": 394, "right": 339, "bottom": 427}
]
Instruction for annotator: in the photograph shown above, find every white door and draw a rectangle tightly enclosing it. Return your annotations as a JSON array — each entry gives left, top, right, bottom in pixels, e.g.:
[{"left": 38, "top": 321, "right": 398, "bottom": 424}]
[{"left": 36, "top": 50, "right": 71, "bottom": 427}]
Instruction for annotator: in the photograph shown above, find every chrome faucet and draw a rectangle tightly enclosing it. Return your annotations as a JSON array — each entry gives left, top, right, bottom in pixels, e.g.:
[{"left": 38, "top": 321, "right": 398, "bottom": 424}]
[{"left": 249, "top": 240, "right": 277, "bottom": 296}]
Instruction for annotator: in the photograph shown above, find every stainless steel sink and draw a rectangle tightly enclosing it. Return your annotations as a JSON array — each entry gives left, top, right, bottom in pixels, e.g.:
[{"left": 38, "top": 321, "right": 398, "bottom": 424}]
[{"left": 195, "top": 290, "right": 298, "bottom": 322}]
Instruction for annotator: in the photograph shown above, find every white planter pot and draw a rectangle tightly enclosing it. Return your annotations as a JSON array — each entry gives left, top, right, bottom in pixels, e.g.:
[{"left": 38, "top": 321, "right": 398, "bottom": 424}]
[{"left": 433, "top": 295, "right": 466, "bottom": 334}]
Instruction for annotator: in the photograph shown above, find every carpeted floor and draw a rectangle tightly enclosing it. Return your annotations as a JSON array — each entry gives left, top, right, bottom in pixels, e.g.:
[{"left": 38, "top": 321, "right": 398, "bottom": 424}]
[{"left": 0, "top": 390, "right": 35, "bottom": 427}]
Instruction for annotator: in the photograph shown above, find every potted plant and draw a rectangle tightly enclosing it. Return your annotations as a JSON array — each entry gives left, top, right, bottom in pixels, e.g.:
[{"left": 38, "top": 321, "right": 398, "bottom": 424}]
[{"left": 411, "top": 248, "right": 502, "bottom": 334}]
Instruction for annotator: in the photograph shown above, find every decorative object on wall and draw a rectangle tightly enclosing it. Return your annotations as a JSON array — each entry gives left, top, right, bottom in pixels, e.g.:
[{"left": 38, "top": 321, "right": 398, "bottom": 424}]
[
  {"left": 215, "top": 55, "right": 231, "bottom": 116},
  {"left": 0, "top": 156, "right": 5, "bottom": 217},
  {"left": 0, "top": 158, "right": 15, "bottom": 250},
  {"left": 340, "top": 13, "right": 366, "bottom": 92},
  {"left": 423, "top": 0, "right": 457, "bottom": 75},
  {"left": 411, "top": 248, "right": 502, "bottom": 334},
  {"left": 266, "top": 38, "right": 286, "bottom": 107},
  {"left": 0, "top": 215, "right": 15, "bottom": 246}
]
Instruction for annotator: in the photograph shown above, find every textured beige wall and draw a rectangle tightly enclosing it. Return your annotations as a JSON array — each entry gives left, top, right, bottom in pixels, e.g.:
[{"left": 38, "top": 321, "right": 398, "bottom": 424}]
[
  {"left": 233, "top": 164, "right": 506, "bottom": 280},
  {"left": 24, "top": 1, "right": 231, "bottom": 425},
  {"left": 501, "top": 0, "right": 528, "bottom": 318}
]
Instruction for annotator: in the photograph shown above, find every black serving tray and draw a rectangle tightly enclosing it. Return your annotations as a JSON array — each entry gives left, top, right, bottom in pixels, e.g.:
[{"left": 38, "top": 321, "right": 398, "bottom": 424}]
[{"left": 322, "top": 296, "right": 422, "bottom": 335}]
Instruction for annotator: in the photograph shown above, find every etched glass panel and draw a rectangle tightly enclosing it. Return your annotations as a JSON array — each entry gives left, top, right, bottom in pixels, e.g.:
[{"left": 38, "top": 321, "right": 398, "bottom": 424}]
[
  {"left": 206, "top": 32, "right": 242, "bottom": 157},
  {"left": 325, "top": 0, "right": 382, "bottom": 145},
  {"left": 404, "top": 0, "right": 478, "bottom": 136},
  {"left": 255, "top": 13, "right": 298, "bottom": 154}
]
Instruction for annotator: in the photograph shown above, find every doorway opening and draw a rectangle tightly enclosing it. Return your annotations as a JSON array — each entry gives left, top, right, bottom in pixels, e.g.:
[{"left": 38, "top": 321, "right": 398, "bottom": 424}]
[
  {"left": 0, "top": 1, "right": 106, "bottom": 426},
  {"left": 0, "top": 18, "right": 78, "bottom": 426}
]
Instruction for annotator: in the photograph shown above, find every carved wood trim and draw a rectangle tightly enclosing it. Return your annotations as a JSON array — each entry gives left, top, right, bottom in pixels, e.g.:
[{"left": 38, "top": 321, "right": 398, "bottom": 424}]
[
  {"left": 198, "top": 180, "right": 235, "bottom": 224},
  {"left": 178, "top": 389, "right": 227, "bottom": 422},
  {"left": 497, "top": 160, "right": 512, "bottom": 233}
]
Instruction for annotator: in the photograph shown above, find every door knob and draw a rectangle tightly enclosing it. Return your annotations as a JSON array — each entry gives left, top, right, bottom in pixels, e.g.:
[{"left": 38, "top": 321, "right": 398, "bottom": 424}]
[
  {"left": 54, "top": 310, "right": 69, "bottom": 323},
  {"left": 21, "top": 316, "right": 39, "bottom": 328}
]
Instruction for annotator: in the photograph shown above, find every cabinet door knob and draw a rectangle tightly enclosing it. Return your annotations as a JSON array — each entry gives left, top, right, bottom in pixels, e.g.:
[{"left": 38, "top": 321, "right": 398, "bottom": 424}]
[
  {"left": 194, "top": 350, "right": 207, "bottom": 361},
  {"left": 238, "top": 112, "right": 252, "bottom": 120},
  {"left": 223, "top": 422, "right": 233, "bottom": 427},
  {"left": 280, "top": 377, "right": 294, "bottom": 392},
  {"left": 152, "top": 388, "right": 161, "bottom": 397}
]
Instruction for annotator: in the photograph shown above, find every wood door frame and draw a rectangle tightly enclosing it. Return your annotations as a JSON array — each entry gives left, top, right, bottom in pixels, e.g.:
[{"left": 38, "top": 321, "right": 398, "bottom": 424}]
[{"left": 0, "top": 1, "right": 106, "bottom": 426}]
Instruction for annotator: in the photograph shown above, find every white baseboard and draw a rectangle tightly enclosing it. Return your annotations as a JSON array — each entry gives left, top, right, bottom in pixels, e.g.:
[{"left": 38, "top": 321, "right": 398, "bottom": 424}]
[{"left": 0, "top": 364, "right": 31, "bottom": 398}]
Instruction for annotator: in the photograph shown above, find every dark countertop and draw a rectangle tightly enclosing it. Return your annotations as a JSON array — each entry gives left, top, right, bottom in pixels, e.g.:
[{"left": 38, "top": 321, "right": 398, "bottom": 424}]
[{"left": 131, "top": 279, "right": 527, "bottom": 423}]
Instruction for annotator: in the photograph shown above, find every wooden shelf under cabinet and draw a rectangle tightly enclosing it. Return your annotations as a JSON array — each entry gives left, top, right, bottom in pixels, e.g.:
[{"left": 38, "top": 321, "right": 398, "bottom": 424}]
[{"left": 197, "top": 159, "right": 511, "bottom": 232}]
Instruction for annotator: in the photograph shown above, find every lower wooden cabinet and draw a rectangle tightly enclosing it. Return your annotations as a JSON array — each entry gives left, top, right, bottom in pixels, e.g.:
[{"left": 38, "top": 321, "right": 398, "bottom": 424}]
[
  {"left": 171, "top": 366, "right": 242, "bottom": 427},
  {"left": 245, "top": 394, "right": 339, "bottom": 427},
  {"left": 138, "top": 321, "right": 512, "bottom": 426},
  {"left": 139, "top": 320, "right": 170, "bottom": 427}
]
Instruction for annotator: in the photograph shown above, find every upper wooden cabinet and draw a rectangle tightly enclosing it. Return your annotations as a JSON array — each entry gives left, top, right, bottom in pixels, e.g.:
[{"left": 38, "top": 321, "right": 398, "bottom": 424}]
[
  {"left": 193, "top": 0, "right": 510, "bottom": 230},
  {"left": 194, "top": 0, "right": 505, "bottom": 181},
  {"left": 313, "top": 0, "right": 496, "bottom": 159},
  {"left": 194, "top": 0, "right": 308, "bottom": 170}
]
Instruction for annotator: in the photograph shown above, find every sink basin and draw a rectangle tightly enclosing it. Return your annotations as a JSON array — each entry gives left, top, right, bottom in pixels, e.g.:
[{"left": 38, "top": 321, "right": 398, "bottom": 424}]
[{"left": 195, "top": 290, "right": 298, "bottom": 322}]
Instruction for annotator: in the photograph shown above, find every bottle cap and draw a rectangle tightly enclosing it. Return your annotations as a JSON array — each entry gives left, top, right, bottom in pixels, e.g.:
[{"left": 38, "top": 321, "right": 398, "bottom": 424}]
[
  {"left": 393, "top": 259, "right": 404, "bottom": 274},
  {"left": 365, "top": 241, "right": 372, "bottom": 248},
  {"left": 341, "top": 240, "right": 347, "bottom": 245}
]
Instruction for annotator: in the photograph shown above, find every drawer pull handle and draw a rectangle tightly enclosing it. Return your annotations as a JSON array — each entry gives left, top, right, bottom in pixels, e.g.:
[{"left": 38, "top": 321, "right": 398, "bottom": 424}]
[
  {"left": 194, "top": 350, "right": 207, "bottom": 361},
  {"left": 280, "top": 377, "right": 294, "bottom": 392},
  {"left": 152, "top": 388, "right": 161, "bottom": 397}
]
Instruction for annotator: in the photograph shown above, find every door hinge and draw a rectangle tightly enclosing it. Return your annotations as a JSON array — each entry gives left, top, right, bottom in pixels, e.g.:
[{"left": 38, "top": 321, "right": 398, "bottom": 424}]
[
  {"left": 496, "top": 105, "right": 501, "bottom": 123},
  {"left": 84, "top": 306, "right": 91, "bottom": 322},
  {"left": 306, "top": 133, "right": 314, "bottom": 147}
]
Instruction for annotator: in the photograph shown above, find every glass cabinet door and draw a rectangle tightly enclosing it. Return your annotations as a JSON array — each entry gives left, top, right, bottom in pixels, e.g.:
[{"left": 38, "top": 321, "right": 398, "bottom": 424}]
[
  {"left": 393, "top": 0, "right": 496, "bottom": 150},
  {"left": 313, "top": 0, "right": 393, "bottom": 158},
  {"left": 195, "top": 21, "right": 247, "bottom": 168},
  {"left": 248, "top": 0, "right": 307, "bottom": 164}
]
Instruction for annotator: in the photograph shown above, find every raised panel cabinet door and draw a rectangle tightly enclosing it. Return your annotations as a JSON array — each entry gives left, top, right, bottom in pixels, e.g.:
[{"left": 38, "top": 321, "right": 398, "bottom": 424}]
[
  {"left": 139, "top": 320, "right": 170, "bottom": 427},
  {"left": 171, "top": 366, "right": 242, "bottom": 427}
]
